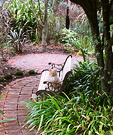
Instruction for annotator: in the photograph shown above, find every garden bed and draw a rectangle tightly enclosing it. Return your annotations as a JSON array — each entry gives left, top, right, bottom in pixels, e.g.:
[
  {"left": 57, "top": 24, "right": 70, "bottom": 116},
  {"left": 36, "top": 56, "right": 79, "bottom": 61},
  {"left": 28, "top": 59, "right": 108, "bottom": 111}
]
[{"left": 0, "top": 43, "right": 75, "bottom": 94}]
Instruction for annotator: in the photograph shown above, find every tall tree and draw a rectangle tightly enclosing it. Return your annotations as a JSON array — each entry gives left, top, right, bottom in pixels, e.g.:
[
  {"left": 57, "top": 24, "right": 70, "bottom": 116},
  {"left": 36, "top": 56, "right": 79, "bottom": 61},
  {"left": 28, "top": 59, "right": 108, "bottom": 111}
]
[
  {"left": 31, "top": 0, "right": 48, "bottom": 52},
  {"left": 70, "top": 0, "right": 113, "bottom": 96},
  {"left": 41, "top": 0, "right": 48, "bottom": 52}
]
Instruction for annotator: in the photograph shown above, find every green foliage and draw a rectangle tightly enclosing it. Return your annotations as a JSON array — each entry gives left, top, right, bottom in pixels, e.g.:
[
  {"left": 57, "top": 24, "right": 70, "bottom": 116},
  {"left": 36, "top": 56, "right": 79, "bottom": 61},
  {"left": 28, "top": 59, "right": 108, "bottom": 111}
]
[
  {"left": 28, "top": 70, "right": 36, "bottom": 74},
  {"left": 74, "top": 21, "right": 91, "bottom": 36},
  {"left": 7, "top": 28, "right": 27, "bottom": 53},
  {"left": 5, "top": 0, "right": 42, "bottom": 41},
  {"left": 60, "top": 29, "right": 94, "bottom": 55},
  {"left": 60, "top": 28, "right": 78, "bottom": 45},
  {"left": 23, "top": 60, "right": 113, "bottom": 134},
  {"left": 47, "top": 14, "right": 65, "bottom": 44},
  {"left": 5, "top": 74, "right": 12, "bottom": 80},
  {"left": 5, "top": 0, "right": 65, "bottom": 43},
  {"left": 73, "top": 35, "right": 94, "bottom": 55},
  {"left": 65, "top": 60, "right": 102, "bottom": 105},
  {"left": 23, "top": 93, "right": 113, "bottom": 134},
  {"left": 0, "top": 78, "right": 4, "bottom": 82},
  {"left": 16, "top": 70, "right": 23, "bottom": 76}
]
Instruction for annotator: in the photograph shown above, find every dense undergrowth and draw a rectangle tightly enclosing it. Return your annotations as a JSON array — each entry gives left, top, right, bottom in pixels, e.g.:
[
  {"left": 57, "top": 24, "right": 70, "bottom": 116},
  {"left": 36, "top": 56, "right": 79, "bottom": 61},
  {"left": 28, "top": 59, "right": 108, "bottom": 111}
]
[
  {"left": 23, "top": 58, "right": 113, "bottom": 135},
  {"left": 1, "top": 1, "right": 113, "bottom": 134}
]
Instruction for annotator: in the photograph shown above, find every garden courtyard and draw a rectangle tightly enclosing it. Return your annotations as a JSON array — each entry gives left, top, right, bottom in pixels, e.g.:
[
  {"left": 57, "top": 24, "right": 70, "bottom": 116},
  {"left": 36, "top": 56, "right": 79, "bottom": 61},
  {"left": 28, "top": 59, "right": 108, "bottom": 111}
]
[
  {"left": 0, "top": 0, "right": 113, "bottom": 134},
  {"left": 0, "top": 44, "right": 90, "bottom": 135}
]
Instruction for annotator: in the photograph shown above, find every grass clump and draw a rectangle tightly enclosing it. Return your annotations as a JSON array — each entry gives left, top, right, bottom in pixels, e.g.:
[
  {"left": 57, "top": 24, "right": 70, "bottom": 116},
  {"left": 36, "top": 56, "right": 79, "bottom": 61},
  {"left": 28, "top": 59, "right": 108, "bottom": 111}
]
[
  {"left": 28, "top": 70, "right": 36, "bottom": 74},
  {"left": 0, "top": 78, "right": 4, "bottom": 82},
  {"left": 22, "top": 59, "right": 113, "bottom": 135},
  {"left": 16, "top": 71, "right": 23, "bottom": 76},
  {"left": 5, "top": 74, "right": 12, "bottom": 80}
]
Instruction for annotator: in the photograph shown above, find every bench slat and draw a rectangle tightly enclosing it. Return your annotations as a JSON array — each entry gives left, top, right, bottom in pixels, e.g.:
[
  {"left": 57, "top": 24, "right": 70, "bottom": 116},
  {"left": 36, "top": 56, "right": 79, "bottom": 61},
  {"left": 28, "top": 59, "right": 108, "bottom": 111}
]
[{"left": 37, "top": 55, "right": 72, "bottom": 94}]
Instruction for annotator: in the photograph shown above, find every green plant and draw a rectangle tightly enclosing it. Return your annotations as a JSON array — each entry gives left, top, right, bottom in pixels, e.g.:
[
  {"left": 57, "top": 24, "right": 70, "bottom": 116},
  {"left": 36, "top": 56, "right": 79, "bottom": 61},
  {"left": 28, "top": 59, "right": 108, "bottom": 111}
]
[
  {"left": 6, "top": 0, "right": 39, "bottom": 40},
  {"left": 23, "top": 59, "right": 113, "bottom": 134},
  {"left": 74, "top": 21, "right": 91, "bottom": 36},
  {"left": 59, "top": 29, "right": 94, "bottom": 55},
  {"left": 65, "top": 60, "right": 101, "bottom": 100},
  {"left": 16, "top": 70, "right": 23, "bottom": 76},
  {"left": 73, "top": 35, "right": 94, "bottom": 55},
  {"left": 23, "top": 91, "right": 113, "bottom": 134},
  {"left": 60, "top": 28, "right": 78, "bottom": 45},
  {"left": 0, "top": 78, "right": 4, "bottom": 82},
  {"left": 5, "top": 74, "right": 12, "bottom": 80},
  {"left": 7, "top": 28, "right": 27, "bottom": 53},
  {"left": 47, "top": 13, "right": 65, "bottom": 44},
  {"left": 5, "top": 0, "right": 45, "bottom": 41},
  {"left": 28, "top": 70, "right": 36, "bottom": 74}
]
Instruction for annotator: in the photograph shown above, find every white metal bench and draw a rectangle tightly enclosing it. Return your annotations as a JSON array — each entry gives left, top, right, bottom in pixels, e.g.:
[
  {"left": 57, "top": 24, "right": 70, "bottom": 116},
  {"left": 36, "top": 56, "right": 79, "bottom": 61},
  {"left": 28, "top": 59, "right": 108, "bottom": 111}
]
[{"left": 33, "top": 55, "right": 72, "bottom": 97}]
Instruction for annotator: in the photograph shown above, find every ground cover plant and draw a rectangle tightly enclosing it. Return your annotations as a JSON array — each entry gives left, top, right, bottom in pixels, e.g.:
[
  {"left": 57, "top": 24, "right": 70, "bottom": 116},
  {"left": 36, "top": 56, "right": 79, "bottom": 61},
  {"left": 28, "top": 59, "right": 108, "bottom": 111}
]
[{"left": 23, "top": 58, "right": 113, "bottom": 135}]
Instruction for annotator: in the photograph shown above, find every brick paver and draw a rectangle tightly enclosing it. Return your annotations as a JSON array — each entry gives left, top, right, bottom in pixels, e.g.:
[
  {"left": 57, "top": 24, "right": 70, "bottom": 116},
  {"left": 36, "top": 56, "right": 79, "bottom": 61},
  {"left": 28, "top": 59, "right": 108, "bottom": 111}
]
[
  {"left": 0, "top": 75, "right": 40, "bottom": 135},
  {"left": 0, "top": 53, "right": 95, "bottom": 135},
  {"left": 8, "top": 53, "right": 85, "bottom": 73}
]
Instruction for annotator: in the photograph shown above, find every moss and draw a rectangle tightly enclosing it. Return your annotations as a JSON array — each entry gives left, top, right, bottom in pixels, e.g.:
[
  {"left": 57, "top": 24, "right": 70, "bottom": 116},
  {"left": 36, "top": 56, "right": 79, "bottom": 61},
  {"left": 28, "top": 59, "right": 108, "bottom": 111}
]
[
  {"left": 5, "top": 74, "right": 12, "bottom": 80},
  {"left": 16, "top": 71, "right": 23, "bottom": 76},
  {"left": 29, "top": 70, "right": 36, "bottom": 74},
  {"left": 0, "top": 78, "right": 4, "bottom": 82}
]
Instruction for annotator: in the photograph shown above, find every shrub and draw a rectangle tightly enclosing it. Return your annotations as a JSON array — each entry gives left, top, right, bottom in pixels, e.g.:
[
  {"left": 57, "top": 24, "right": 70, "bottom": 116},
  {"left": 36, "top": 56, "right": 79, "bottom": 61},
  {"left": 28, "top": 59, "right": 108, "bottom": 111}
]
[
  {"left": 5, "top": 74, "right": 12, "bottom": 80},
  {"left": 28, "top": 70, "right": 36, "bottom": 74},
  {"left": 59, "top": 28, "right": 94, "bottom": 55},
  {"left": 7, "top": 29, "right": 28, "bottom": 53},
  {"left": 16, "top": 71, "right": 23, "bottom": 76},
  {"left": 6, "top": 0, "right": 40, "bottom": 41},
  {"left": 0, "top": 78, "right": 4, "bottom": 82},
  {"left": 65, "top": 59, "right": 101, "bottom": 97},
  {"left": 23, "top": 59, "right": 113, "bottom": 134},
  {"left": 23, "top": 92, "right": 113, "bottom": 135}
]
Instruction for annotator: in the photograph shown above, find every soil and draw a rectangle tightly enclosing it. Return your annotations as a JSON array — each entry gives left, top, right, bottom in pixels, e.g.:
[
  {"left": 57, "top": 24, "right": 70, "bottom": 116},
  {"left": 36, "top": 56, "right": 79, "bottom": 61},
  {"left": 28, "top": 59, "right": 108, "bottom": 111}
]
[{"left": 0, "top": 43, "right": 76, "bottom": 94}]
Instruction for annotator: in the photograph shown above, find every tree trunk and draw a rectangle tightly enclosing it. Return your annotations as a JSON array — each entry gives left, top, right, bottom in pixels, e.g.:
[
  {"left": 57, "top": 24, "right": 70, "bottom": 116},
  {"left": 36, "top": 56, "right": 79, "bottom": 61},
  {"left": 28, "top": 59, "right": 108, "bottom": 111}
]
[
  {"left": 41, "top": 0, "right": 48, "bottom": 52},
  {"left": 66, "top": 7, "right": 70, "bottom": 29},
  {"left": 101, "top": 1, "right": 112, "bottom": 94},
  {"left": 70, "top": 0, "right": 113, "bottom": 96}
]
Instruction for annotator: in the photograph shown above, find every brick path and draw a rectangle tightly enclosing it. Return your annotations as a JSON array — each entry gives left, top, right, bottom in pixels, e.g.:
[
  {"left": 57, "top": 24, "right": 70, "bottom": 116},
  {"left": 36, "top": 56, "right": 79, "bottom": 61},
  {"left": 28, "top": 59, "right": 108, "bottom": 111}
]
[
  {"left": 8, "top": 53, "right": 84, "bottom": 72},
  {"left": 0, "top": 53, "right": 95, "bottom": 135},
  {"left": 0, "top": 76, "right": 40, "bottom": 135}
]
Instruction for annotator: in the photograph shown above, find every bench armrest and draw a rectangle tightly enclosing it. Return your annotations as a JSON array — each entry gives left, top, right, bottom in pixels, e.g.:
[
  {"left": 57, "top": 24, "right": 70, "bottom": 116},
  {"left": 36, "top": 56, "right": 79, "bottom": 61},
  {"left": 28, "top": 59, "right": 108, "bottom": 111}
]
[{"left": 48, "top": 62, "right": 63, "bottom": 71}]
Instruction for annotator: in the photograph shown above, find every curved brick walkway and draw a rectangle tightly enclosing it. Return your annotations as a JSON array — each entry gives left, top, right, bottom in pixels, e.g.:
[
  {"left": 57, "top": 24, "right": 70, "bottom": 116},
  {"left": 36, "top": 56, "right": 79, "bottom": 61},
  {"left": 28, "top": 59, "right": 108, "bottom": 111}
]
[
  {"left": 0, "top": 75, "right": 40, "bottom": 135},
  {"left": 0, "top": 53, "right": 95, "bottom": 135},
  {"left": 8, "top": 53, "right": 84, "bottom": 73}
]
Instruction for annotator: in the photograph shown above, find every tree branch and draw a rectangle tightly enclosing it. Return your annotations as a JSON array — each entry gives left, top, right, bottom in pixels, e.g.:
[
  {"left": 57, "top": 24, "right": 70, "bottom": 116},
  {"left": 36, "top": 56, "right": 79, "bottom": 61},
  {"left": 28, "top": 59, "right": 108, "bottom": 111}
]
[
  {"left": 31, "top": 0, "right": 44, "bottom": 28},
  {"left": 37, "top": 0, "right": 44, "bottom": 24}
]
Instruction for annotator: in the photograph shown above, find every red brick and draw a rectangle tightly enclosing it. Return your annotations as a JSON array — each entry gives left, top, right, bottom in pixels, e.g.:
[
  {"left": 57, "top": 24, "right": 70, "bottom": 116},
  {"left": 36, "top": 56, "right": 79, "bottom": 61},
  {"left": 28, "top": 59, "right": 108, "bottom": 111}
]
[
  {"left": 18, "top": 102, "right": 27, "bottom": 110},
  {"left": 4, "top": 104, "right": 17, "bottom": 111},
  {"left": 0, "top": 132, "right": 5, "bottom": 135},
  {"left": 17, "top": 110, "right": 28, "bottom": 116},
  {"left": 4, "top": 120, "right": 19, "bottom": 127},
  {"left": 20, "top": 90, "right": 32, "bottom": 95},
  {"left": 18, "top": 96, "right": 31, "bottom": 102},
  {"left": 5, "top": 129, "right": 22, "bottom": 134}
]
